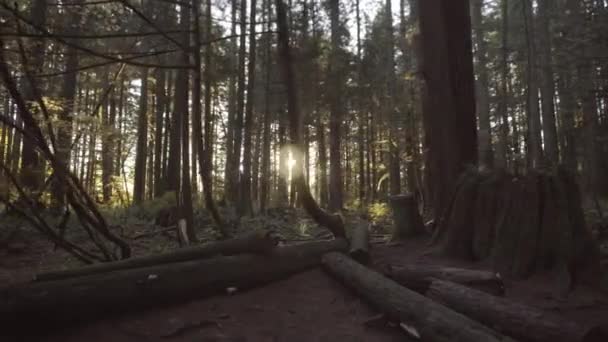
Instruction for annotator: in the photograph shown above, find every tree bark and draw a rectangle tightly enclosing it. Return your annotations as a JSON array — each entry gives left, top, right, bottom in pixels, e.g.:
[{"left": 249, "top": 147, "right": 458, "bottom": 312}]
[
  {"left": 322, "top": 252, "right": 508, "bottom": 342},
  {"left": 419, "top": 0, "right": 478, "bottom": 220},
  {"left": 426, "top": 279, "right": 606, "bottom": 342},
  {"left": 1, "top": 239, "right": 348, "bottom": 333}
]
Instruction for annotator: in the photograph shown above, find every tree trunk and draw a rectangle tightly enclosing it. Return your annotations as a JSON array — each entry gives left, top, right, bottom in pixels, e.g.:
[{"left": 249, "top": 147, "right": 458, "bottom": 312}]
[
  {"left": 275, "top": 0, "right": 345, "bottom": 238},
  {"left": 20, "top": 0, "right": 48, "bottom": 197},
  {"left": 154, "top": 68, "right": 166, "bottom": 198},
  {"left": 523, "top": 0, "right": 543, "bottom": 167},
  {"left": 385, "top": 0, "right": 402, "bottom": 196},
  {"left": 328, "top": 0, "right": 343, "bottom": 212},
  {"left": 495, "top": 0, "right": 511, "bottom": 169},
  {"left": 1, "top": 239, "right": 348, "bottom": 334},
  {"left": 240, "top": 0, "right": 257, "bottom": 217},
  {"left": 133, "top": 68, "right": 148, "bottom": 205},
  {"left": 537, "top": 0, "right": 559, "bottom": 164},
  {"left": 471, "top": 0, "right": 494, "bottom": 167},
  {"left": 419, "top": 0, "right": 478, "bottom": 220},
  {"left": 426, "top": 279, "right": 606, "bottom": 342},
  {"left": 389, "top": 193, "right": 424, "bottom": 239},
  {"left": 53, "top": 0, "right": 81, "bottom": 208},
  {"left": 322, "top": 252, "right": 508, "bottom": 342}
]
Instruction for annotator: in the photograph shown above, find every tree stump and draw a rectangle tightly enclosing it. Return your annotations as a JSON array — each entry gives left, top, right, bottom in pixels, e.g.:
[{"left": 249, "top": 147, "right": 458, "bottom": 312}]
[
  {"left": 431, "top": 167, "right": 602, "bottom": 291},
  {"left": 389, "top": 193, "right": 425, "bottom": 240}
]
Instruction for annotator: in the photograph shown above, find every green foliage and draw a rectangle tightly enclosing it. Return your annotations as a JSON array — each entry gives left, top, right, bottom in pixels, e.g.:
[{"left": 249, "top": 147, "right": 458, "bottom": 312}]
[{"left": 367, "top": 202, "right": 390, "bottom": 225}]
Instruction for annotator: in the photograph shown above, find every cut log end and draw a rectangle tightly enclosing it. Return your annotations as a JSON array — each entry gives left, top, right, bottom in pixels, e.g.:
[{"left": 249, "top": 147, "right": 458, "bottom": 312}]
[{"left": 389, "top": 193, "right": 425, "bottom": 240}]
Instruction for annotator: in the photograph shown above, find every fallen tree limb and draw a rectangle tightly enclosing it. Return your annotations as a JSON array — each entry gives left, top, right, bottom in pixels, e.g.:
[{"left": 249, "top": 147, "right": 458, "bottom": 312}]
[
  {"left": 1, "top": 239, "right": 348, "bottom": 333},
  {"left": 322, "top": 252, "right": 511, "bottom": 342},
  {"left": 34, "top": 230, "right": 279, "bottom": 282},
  {"left": 349, "top": 223, "right": 370, "bottom": 264},
  {"left": 385, "top": 264, "right": 505, "bottom": 296},
  {"left": 426, "top": 279, "right": 606, "bottom": 342}
]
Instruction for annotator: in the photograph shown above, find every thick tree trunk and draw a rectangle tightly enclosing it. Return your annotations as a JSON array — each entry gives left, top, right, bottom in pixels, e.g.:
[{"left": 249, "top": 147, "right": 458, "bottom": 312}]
[
  {"left": 419, "top": 0, "right": 478, "bottom": 220},
  {"left": 34, "top": 231, "right": 279, "bottom": 282},
  {"left": 385, "top": 264, "right": 504, "bottom": 296},
  {"left": 426, "top": 279, "right": 606, "bottom": 342},
  {"left": 322, "top": 252, "right": 508, "bottom": 342},
  {"left": 1, "top": 239, "right": 348, "bottom": 334},
  {"left": 389, "top": 193, "right": 424, "bottom": 239},
  {"left": 537, "top": 0, "right": 559, "bottom": 164}
]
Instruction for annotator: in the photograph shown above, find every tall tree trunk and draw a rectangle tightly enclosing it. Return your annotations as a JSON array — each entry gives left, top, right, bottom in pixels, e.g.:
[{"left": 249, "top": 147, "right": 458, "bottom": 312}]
[
  {"left": 224, "top": 0, "right": 239, "bottom": 203},
  {"left": 419, "top": 0, "right": 478, "bottom": 219},
  {"left": 356, "top": 0, "right": 365, "bottom": 205},
  {"left": 133, "top": 68, "right": 148, "bottom": 205},
  {"left": 385, "top": 0, "right": 402, "bottom": 196},
  {"left": 230, "top": 0, "right": 248, "bottom": 206},
  {"left": 523, "top": 0, "right": 543, "bottom": 168},
  {"left": 259, "top": 0, "right": 272, "bottom": 212},
  {"left": 179, "top": 4, "right": 195, "bottom": 241},
  {"left": 495, "top": 0, "right": 511, "bottom": 169},
  {"left": 20, "top": 0, "right": 48, "bottom": 197},
  {"left": 471, "top": 0, "right": 493, "bottom": 167},
  {"left": 537, "top": 0, "right": 559, "bottom": 164},
  {"left": 154, "top": 68, "right": 166, "bottom": 198},
  {"left": 240, "top": 0, "right": 257, "bottom": 216},
  {"left": 328, "top": 0, "right": 343, "bottom": 211},
  {"left": 53, "top": 0, "right": 81, "bottom": 208}
]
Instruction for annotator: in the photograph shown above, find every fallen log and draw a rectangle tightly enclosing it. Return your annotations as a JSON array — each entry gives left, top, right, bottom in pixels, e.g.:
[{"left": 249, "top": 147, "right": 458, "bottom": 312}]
[
  {"left": 322, "top": 252, "right": 512, "bottom": 342},
  {"left": 0, "top": 239, "right": 348, "bottom": 333},
  {"left": 34, "top": 230, "right": 279, "bottom": 282},
  {"left": 349, "top": 223, "right": 370, "bottom": 264},
  {"left": 425, "top": 279, "right": 606, "bottom": 342},
  {"left": 385, "top": 264, "right": 504, "bottom": 296}
]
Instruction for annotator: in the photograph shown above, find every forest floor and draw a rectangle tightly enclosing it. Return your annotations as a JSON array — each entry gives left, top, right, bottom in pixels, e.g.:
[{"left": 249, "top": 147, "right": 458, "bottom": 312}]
[{"left": 2, "top": 206, "right": 608, "bottom": 341}]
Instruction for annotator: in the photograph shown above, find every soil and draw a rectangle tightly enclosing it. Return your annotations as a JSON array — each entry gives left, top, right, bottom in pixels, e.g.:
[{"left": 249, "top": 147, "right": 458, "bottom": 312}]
[{"left": 2, "top": 215, "right": 608, "bottom": 341}]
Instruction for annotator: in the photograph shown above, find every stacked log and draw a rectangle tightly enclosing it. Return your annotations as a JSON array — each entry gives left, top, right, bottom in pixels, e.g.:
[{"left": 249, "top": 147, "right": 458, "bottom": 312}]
[
  {"left": 0, "top": 239, "right": 348, "bottom": 331},
  {"left": 35, "top": 230, "right": 279, "bottom": 282}
]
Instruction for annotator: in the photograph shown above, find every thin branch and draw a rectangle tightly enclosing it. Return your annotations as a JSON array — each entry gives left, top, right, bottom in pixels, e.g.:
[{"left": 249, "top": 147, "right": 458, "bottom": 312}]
[
  {"left": 0, "top": 30, "right": 190, "bottom": 40},
  {"left": 1, "top": 3, "right": 193, "bottom": 69}
]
